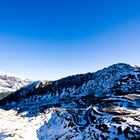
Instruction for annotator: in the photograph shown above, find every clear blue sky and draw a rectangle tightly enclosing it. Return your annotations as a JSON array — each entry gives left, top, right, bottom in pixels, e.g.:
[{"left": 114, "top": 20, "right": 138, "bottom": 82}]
[{"left": 0, "top": 0, "right": 140, "bottom": 80}]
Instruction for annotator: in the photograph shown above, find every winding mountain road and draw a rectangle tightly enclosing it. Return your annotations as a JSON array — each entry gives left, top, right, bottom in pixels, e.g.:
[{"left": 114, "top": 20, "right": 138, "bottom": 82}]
[{"left": 68, "top": 105, "right": 140, "bottom": 127}]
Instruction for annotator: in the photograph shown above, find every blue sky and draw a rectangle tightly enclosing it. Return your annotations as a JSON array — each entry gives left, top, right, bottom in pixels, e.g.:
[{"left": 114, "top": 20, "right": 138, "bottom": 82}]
[{"left": 0, "top": 0, "right": 140, "bottom": 80}]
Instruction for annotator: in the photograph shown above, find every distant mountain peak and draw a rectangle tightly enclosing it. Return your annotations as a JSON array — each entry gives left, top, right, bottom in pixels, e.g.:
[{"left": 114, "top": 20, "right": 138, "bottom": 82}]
[
  {"left": 0, "top": 71, "right": 31, "bottom": 99},
  {"left": 0, "top": 71, "right": 26, "bottom": 80}
]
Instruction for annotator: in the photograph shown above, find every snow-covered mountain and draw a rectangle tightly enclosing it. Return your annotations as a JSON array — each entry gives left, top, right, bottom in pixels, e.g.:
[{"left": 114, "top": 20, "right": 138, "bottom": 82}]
[
  {"left": 0, "top": 71, "right": 31, "bottom": 99},
  {"left": 0, "top": 63, "right": 140, "bottom": 140}
]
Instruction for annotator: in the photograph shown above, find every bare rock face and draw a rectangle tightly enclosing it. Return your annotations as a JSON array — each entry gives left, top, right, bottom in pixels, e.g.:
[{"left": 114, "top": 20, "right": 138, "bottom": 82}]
[{"left": 0, "top": 63, "right": 140, "bottom": 140}]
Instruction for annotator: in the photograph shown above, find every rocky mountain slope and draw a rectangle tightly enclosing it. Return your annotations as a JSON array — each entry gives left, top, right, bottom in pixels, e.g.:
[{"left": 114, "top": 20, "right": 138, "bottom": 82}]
[
  {"left": 0, "top": 71, "right": 31, "bottom": 100},
  {"left": 0, "top": 63, "right": 140, "bottom": 140}
]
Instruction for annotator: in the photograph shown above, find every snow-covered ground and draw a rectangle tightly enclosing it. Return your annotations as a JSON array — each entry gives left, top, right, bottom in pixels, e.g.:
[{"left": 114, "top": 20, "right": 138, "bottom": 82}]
[
  {"left": 1, "top": 105, "right": 140, "bottom": 140},
  {"left": 0, "top": 109, "right": 52, "bottom": 140},
  {"left": 0, "top": 63, "right": 140, "bottom": 140}
]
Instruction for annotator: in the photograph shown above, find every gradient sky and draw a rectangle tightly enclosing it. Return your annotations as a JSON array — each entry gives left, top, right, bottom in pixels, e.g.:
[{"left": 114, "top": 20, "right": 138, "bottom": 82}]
[{"left": 0, "top": 0, "right": 140, "bottom": 80}]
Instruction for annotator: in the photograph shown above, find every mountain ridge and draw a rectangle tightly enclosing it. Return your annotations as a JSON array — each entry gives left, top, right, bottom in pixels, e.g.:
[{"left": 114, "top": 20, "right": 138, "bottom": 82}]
[{"left": 0, "top": 63, "right": 140, "bottom": 140}]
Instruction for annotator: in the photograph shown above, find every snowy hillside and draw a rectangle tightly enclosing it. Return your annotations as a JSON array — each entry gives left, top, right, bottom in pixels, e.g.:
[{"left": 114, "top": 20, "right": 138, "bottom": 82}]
[
  {"left": 0, "top": 71, "right": 31, "bottom": 99},
  {"left": 0, "top": 63, "right": 140, "bottom": 140}
]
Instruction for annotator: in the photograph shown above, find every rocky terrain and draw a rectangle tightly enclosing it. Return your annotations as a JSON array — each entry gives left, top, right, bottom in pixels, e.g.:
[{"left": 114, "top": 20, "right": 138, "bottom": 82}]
[
  {"left": 0, "top": 63, "right": 140, "bottom": 140},
  {"left": 0, "top": 71, "right": 31, "bottom": 100}
]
